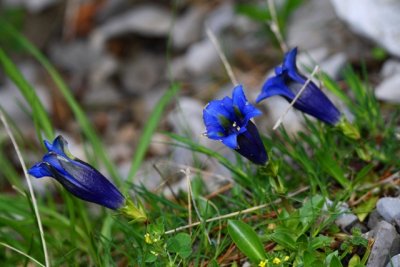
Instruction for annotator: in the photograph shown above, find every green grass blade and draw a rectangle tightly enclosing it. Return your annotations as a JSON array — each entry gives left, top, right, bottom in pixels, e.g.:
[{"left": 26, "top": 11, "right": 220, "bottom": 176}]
[
  {"left": 0, "top": 21, "right": 120, "bottom": 183},
  {"left": 0, "top": 47, "right": 53, "bottom": 140},
  {"left": 126, "top": 83, "right": 180, "bottom": 184},
  {"left": 166, "top": 132, "right": 248, "bottom": 181}
]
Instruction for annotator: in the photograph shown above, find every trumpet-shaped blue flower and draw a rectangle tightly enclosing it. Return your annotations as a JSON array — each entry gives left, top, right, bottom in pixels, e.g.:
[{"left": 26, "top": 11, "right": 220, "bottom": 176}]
[
  {"left": 256, "top": 47, "right": 341, "bottom": 125},
  {"left": 203, "top": 85, "right": 267, "bottom": 165},
  {"left": 28, "top": 136, "right": 124, "bottom": 210}
]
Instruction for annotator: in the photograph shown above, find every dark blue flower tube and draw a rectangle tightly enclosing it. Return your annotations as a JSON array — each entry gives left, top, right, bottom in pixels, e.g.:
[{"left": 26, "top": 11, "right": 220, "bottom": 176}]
[
  {"left": 203, "top": 85, "right": 268, "bottom": 165},
  {"left": 28, "top": 136, "right": 124, "bottom": 210},
  {"left": 256, "top": 47, "right": 341, "bottom": 125}
]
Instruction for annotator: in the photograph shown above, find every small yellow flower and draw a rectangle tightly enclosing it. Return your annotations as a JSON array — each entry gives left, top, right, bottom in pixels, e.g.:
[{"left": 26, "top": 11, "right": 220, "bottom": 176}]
[
  {"left": 150, "top": 250, "right": 159, "bottom": 256},
  {"left": 273, "top": 257, "right": 282, "bottom": 265},
  {"left": 284, "top": 256, "right": 289, "bottom": 261},
  {"left": 144, "top": 233, "right": 152, "bottom": 244},
  {"left": 258, "top": 259, "right": 268, "bottom": 267}
]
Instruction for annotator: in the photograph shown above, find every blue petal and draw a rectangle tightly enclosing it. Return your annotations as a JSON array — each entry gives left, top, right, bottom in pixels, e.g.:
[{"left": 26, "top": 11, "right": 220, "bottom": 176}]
[
  {"left": 256, "top": 75, "right": 296, "bottom": 103},
  {"left": 235, "top": 121, "right": 267, "bottom": 165},
  {"left": 58, "top": 157, "right": 124, "bottom": 209},
  {"left": 282, "top": 47, "right": 298, "bottom": 74},
  {"left": 221, "top": 134, "right": 238, "bottom": 149},
  {"left": 232, "top": 85, "right": 246, "bottom": 110},
  {"left": 232, "top": 84, "right": 262, "bottom": 122},
  {"left": 28, "top": 162, "right": 53, "bottom": 178},
  {"left": 44, "top": 136, "right": 72, "bottom": 159}
]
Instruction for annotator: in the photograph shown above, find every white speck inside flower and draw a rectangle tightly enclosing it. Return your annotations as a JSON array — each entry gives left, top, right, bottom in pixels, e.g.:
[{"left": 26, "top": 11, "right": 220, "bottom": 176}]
[{"left": 232, "top": 121, "right": 241, "bottom": 131}]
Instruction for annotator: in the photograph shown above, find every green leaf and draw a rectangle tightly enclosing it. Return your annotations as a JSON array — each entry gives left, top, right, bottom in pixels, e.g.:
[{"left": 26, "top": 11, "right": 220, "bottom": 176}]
[
  {"left": 299, "top": 195, "right": 324, "bottom": 232},
  {"left": 166, "top": 233, "right": 192, "bottom": 259},
  {"left": 348, "top": 254, "right": 360, "bottom": 267},
  {"left": 316, "top": 150, "right": 351, "bottom": 189},
  {"left": 270, "top": 228, "right": 297, "bottom": 251},
  {"left": 354, "top": 196, "right": 378, "bottom": 222},
  {"left": 309, "top": 235, "right": 332, "bottom": 250},
  {"left": 325, "top": 251, "right": 343, "bottom": 267},
  {"left": 227, "top": 220, "right": 266, "bottom": 262}
]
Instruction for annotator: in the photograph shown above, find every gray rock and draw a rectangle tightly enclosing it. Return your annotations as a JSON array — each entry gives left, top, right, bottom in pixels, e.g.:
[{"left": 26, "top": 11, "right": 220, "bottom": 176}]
[
  {"left": 377, "top": 197, "right": 400, "bottom": 223},
  {"left": 49, "top": 41, "right": 99, "bottom": 75},
  {"left": 83, "top": 83, "right": 122, "bottom": 107},
  {"left": 365, "top": 221, "right": 400, "bottom": 267},
  {"left": 91, "top": 5, "right": 172, "bottom": 50},
  {"left": 387, "top": 254, "right": 400, "bottom": 267},
  {"left": 324, "top": 199, "right": 360, "bottom": 232},
  {"left": 184, "top": 39, "right": 220, "bottom": 77},
  {"left": 3, "top": 0, "right": 59, "bottom": 13},
  {"left": 172, "top": 6, "right": 206, "bottom": 49},
  {"left": 330, "top": 0, "right": 400, "bottom": 57},
  {"left": 119, "top": 52, "right": 165, "bottom": 95},
  {"left": 204, "top": 1, "right": 234, "bottom": 35},
  {"left": 368, "top": 209, "right": 384, "bottom": 230},
  {"left": 287, "top": 0, "right": 337, "bottom": 50}
]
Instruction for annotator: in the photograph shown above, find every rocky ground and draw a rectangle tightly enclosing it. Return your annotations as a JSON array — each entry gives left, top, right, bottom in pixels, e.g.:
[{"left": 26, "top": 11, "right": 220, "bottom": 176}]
[{"left": 1, "top": 0, "right": 400, "bottom": 266}]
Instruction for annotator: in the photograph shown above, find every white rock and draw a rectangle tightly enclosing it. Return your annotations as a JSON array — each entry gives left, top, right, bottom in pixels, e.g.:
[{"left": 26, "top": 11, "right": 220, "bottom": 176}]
[
  {"left": 386, "top": 254, "right": 400, "bottom": 267},
  {"left": 3, "top": 0, "right": 59, "bottom": 13},
  {"left": 330, "top": 0, "right": 400, "bottom": 57},
  {"left": 172, "top": 6, "right": 206, "bottom": 49},
  {"left": 381, "top": 60, "right": 400, "bottom": 78},
  {"left": 319, "top": 52, "right": 347, "bottom": 79},
  {"left": 184, "top": 39, "right": 220, "bottom": 77},
  {"left": 375, "top": 75, "right": 400, "bottom": 103}
]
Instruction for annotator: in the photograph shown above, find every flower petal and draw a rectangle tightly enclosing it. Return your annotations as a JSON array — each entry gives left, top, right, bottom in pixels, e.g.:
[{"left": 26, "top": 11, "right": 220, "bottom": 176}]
[
  {"left": 221, "top": 134, "right": 238, "bottom": 149},
  {"left": 28, "top": 162, "right": 53, "bottom": 178},
  {"left": 256, "top": 75, "right": 296, "bottom": 103}
]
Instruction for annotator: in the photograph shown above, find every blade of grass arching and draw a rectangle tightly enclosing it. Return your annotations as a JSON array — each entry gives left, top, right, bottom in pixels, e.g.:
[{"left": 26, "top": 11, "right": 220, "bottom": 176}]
[
  {"left": 0, "top": 242, "right": 45, "bottom": 267},
  {"left": 126, "top": 83, "right": 180, "bottom": 185},
  {"left": 166, "top": 133, "right": 248, "bottom": 181},
  {"left": 0, "top": 48, "right": 53, "bottom": 141},
  {"left": 0, "top": 22, "right": 120, "bottom": 184}
]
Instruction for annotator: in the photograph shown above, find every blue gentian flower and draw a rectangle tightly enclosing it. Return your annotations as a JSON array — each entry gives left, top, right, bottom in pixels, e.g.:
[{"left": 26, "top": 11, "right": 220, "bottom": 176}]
[
  {"left": 28, "top": 136, "right": 124, "bottom": 210},
  {"left": 203, "top": 85, "right": 268, "bottom": 165},
  {"left": 256, "top": 47, "right": 341, "bottom": 125}
]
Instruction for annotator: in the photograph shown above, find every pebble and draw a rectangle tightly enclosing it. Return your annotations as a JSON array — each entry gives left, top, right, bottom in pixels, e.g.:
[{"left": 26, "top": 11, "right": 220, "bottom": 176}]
[
  {"left": 365, "top": 220, "right": 400, "bottom": 267},
  {"left": 330, "top": 0, "right": 400, "bottom": 57},
  {"left": 376, "top": 197, "right": 400, "bottom": 223}
]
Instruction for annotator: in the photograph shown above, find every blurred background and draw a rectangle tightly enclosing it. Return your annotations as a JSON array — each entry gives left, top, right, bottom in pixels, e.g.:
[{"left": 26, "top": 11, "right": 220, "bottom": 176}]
[{"left": 0, "top": 0, "right": 399, "bottom": 191}]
